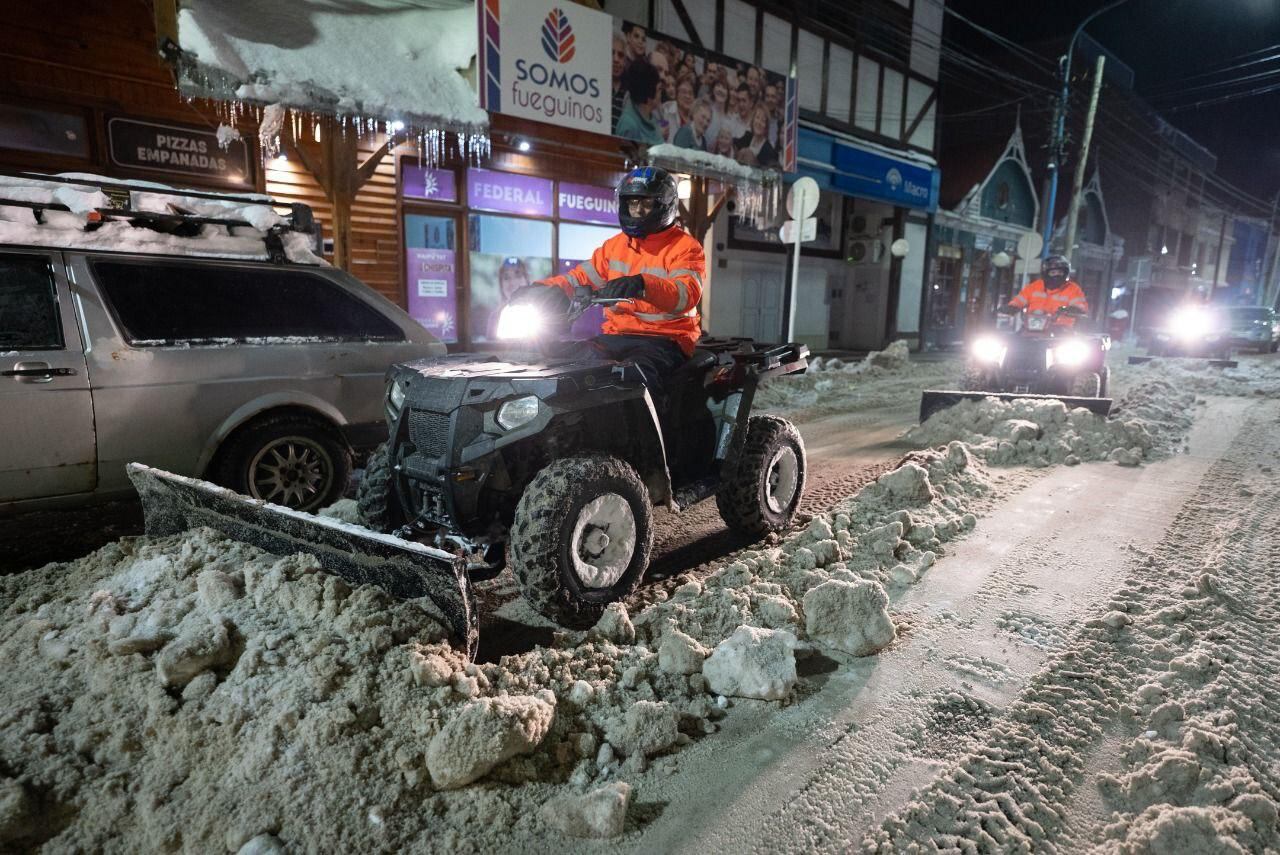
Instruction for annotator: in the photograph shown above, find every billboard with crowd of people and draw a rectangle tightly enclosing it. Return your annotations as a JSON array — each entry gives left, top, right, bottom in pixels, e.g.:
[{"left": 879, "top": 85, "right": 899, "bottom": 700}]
[
  {"left": 478, "top": 1, "right": 797, "bottom": 172},
  {"left": 610, "top": 19, "right": 796, "bottom": 172}
]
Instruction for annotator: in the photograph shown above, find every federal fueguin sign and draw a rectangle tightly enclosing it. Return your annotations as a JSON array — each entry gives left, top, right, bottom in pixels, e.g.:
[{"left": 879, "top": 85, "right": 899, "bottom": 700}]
[{"left": 108, "top": 117, "right": 251, "bottom": 186}]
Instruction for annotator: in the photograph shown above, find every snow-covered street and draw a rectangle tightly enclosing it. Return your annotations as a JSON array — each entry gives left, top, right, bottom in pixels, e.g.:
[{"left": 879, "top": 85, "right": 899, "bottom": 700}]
[{"left": 3, "top": 349, "right": 1280, "bottom": 852}]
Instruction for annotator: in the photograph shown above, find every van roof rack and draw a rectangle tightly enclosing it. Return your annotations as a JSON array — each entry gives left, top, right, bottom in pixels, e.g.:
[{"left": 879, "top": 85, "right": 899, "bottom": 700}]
[{"left": 0, "top": 172, "right": 317, "bottom": 264}]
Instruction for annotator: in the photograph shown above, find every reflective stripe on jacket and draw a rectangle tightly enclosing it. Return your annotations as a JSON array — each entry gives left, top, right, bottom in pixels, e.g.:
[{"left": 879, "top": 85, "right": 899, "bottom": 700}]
[
  {"left": 1008, "top": 278, "right": 1088, "bottom": 326},
  {"left": 542, "top": 225, "right": 705, "bottom": 354}
]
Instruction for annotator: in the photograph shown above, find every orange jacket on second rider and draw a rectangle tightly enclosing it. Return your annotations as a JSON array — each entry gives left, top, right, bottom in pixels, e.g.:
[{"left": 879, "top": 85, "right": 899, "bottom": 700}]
[
  {"left": 540, "top": 224, "right": 705, "bottom": 355},
  {"left": 1008, "top": 278, "right": 1088, "bottom": 327}
]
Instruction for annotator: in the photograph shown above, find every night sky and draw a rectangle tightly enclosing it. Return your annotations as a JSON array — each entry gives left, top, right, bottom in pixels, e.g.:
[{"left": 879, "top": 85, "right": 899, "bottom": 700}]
[{"left": 947, "top": 0, "right": 1280, "bottom": 203}]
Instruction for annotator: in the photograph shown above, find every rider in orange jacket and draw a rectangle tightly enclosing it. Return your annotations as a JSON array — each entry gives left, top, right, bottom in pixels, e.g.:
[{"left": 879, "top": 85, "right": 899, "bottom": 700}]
[
  {"left": 1005, "top": 254, "right": 1088, "bottom": 327},
  {"left": 510, "top": 166, "right": 704, "bottom": 390}
]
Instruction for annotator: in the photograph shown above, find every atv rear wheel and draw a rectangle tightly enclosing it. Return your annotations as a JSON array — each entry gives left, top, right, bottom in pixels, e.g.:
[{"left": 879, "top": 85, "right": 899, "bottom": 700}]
[
  {"left": 1069, "top": 371, "right": 1101, "bottom": 398},
  {"left": 510, "top": 456, "right": 653, "bottom": 627},
  {"left": 716, "top": 416, "right": 806, "bottom": 537},
  {"left": 356, "top": 442, "right": 405, "bottom": 533}
]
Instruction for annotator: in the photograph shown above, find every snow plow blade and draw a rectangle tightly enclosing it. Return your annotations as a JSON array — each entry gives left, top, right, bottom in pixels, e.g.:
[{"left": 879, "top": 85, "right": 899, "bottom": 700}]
[
  {"left": 1128, "top": 355, "right": 1237, "bottom": 369},
  {"left": 920, "top": 390, "right": 1113, "bottom": 423},
  {"left": 127, "top": 463, "right": 478, "bottom": 659}
]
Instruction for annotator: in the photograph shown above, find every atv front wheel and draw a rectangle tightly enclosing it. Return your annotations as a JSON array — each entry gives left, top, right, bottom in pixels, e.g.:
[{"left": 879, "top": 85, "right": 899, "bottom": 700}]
[
  {"left": 356, "top": 442, "right": 405, "bottom": 532},
  {"left": 1068, "top": 371, "right": 1101, "bottom": 398},
  {"left": 510, "top": 456, "right": 653, "bottom": 627},
  {"left": 716, "top": 416, "right": 806, "bottom": 537}
]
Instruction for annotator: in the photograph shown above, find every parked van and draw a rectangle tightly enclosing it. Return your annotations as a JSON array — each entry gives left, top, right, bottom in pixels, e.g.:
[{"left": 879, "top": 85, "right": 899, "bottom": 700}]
[{"left": 0, "top": 174, "right": 444, "bottom": 514}]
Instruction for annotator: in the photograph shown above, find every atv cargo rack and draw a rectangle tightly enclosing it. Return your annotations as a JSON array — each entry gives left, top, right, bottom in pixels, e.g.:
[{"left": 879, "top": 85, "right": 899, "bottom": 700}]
[
  {"left": 0, "top": 171, "right": 317, "bottom": 264},
  {"left": 128, "top": 464, "right": 478, "bottom": 658}
]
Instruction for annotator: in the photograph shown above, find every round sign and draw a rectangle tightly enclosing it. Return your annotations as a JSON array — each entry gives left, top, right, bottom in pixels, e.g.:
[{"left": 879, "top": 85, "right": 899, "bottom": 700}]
[
  {"left": 890, "top": 238, "right": 911, "bottom": 258},
  {"left": 1016, "top": 231, "right": 1044, "bottom": 260},
  {"left": 786, "top": 177, "right": 820, "bottom": 219}
]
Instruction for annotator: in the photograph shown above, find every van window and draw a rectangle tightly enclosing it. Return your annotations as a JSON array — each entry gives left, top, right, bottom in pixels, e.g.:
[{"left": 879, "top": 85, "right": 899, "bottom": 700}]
[
  {"left": 91, "top": 261, "right": 405, "bottom": 345},
  {"left": 0, "top": 253, "right": 63, "bottom": 350}
]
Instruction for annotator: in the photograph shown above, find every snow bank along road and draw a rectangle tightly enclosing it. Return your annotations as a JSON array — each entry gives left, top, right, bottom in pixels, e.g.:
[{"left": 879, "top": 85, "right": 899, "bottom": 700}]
[{"left": 2, "top": 351, "right": 1279, "bottom": 853}]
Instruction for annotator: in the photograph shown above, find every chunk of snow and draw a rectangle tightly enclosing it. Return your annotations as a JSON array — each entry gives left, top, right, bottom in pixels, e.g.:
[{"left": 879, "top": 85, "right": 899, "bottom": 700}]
[
  {"left": 703, "top": 625, "right": 797, "bottom": 701},
  {"left": 803, "top": 579, "right": 896, "bottom": 657},
  {"left": 539, "top": 782, "right": 631, "bottom": 838},
  {"left": 426, "top": 694, "right": 556, "bottom": 789}
]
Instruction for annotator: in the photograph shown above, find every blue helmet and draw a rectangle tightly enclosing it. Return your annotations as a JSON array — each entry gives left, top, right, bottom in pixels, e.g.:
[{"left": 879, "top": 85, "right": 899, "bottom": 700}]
[{"left": 617, "top": 166, "right": 678, "bottom": 237}]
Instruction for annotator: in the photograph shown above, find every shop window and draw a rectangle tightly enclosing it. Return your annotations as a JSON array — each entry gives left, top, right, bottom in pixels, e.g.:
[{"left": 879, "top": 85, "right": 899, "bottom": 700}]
[
  {"left": 927, "top": 253, "right": 961, "bottom": 331},
  {"left": 560, "top": 222, "right": 617, "bottom": 338},
  {"left": 0, "top": 254, "right": 63, "bottom": 350},
  {"left": 0, "top": 104, "right": 90, "bottom": 159},
  {"left": 92, "top": 261, "right": 404, "bottom": 344},
  {"left": 405, "top": 214, "right": 459, "bottom": 343},
  {"left": 468, "top": 214, "right": 553, "bottom": 343}
]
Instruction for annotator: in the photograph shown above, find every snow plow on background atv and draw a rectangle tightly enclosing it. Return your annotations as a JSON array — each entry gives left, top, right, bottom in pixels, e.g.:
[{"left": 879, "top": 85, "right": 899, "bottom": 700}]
[
  {"left": 130, "top": 289, "right": 809, "bottom": 657},
  {"left": 920, "top": 306, "right": 1113, "bottom": 423}
]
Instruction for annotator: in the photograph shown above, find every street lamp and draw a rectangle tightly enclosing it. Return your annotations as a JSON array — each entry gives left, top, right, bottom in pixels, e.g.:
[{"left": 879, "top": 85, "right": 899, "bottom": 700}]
[{"left": 1042, "top": 0, "right": 1132, "bottom": 257}]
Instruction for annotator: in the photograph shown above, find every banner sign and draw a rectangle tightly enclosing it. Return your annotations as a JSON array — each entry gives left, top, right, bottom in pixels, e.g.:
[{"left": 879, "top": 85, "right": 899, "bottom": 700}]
[
  {"left": 467, "top": 168, "right": 554, "bottom": 217},
  {"left": 107, "top": 117, "right": 251, "bottom": 187},
  {"left": 478, "top": 0, "right": 613, "bottom": 135},
  {"left": 557, "top": 181, "right": 616, "bottom": 224},
  {"left": 403, "top": 165, "right": 458, "bottom": 202},
  {"left": 479, "top": 0, "right": 798, "bottom": 172},
  {"left": 797, "top": 128, "right": 938, "bottom": 212},
  {"left": 405, "top": 247, "right": 458, "bottom": 343}
]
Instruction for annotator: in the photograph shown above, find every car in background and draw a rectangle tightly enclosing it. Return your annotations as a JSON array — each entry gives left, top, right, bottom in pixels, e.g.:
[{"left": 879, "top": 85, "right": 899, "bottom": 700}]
[
  {"left": 1, "top": 174, "right": 444, "bottom": 515},
  {"left": 1226, "top": 306, "right": 1280, "bottom": 353},
  {"left": 1148, "top": 303, "right": 1232, "bottom": 359}
]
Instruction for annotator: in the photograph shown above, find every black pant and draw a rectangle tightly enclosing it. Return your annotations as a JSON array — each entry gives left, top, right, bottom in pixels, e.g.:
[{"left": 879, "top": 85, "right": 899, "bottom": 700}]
[{"left": 555, "top": 334, "right": 687, "bottom": 395}]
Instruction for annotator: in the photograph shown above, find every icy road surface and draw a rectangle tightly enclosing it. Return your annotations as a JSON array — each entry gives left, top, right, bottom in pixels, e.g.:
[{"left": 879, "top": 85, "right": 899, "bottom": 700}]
[{"left": 565, "top": 394, "right": 1280, "bottom": 852}]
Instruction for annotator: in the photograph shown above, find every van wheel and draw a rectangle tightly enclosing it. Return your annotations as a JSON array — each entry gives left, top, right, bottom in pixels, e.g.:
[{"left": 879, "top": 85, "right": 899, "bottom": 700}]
[
  {"left": 356, "top": 442, "right": 405, "bottom": 532},
  {"left": 215, "top": 414, "right": 350, "bottom": 513},
  {"left": 510, "top": 456, "right": 652, "bottom": 628},
  {"left": 1069, "top": 371, "right": 1101, "bottom": 398}
]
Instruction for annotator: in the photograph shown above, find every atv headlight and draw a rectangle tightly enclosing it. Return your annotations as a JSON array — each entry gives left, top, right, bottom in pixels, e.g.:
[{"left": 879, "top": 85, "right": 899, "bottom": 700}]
[
  {"left": 971, "top": 336, "right": 1006, "bottom": 365},
  {"left": 496, "top": 303, "right": 546, "bottom": 340},
  {"left": 497, "top": 395, "right": 539, "bottom": 431},
  {"left": 388, "top": 379, "right": 407, "bottom": 413},
  {"left": 1170, "top": 306, "right": 1210, "bottom": 341},
  {"left": 1053, "top": 340, "right": 1090, "bottom": 368}
]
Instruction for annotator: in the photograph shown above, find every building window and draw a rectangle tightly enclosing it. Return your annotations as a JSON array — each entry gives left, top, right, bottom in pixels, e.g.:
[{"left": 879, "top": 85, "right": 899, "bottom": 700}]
[
  {"left": 927, "top": 250, "right": 962, "bottom": 332},
  {"left": 996, "top": 181, "right": 1010, "bottom": 210}
]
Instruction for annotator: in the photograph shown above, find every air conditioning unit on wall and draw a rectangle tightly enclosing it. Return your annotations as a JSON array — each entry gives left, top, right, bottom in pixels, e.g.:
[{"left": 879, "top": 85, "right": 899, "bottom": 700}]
[{"left": 847, "top": 238, "right": 884, "bottom": 265}]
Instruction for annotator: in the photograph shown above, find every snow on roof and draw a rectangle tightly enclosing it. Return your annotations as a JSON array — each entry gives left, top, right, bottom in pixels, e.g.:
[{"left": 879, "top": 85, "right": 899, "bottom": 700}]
[
  {"left": 0, "top": 173, "right": 321, "bottom": 265},
  {"left": 646, "top": 144, "right": 773, "bottom": 184},
  {"left": 175, "top": 0, "right": 487, "bottom": 135}
]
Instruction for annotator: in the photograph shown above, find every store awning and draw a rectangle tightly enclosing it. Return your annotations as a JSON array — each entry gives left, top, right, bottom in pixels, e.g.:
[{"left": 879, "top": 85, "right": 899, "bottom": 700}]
[
  {"left": 796, "top": 127, "right": 939, "bottom": 213},
  {"left": 168, "top": 0, "right": 488, "bottom": 140}
]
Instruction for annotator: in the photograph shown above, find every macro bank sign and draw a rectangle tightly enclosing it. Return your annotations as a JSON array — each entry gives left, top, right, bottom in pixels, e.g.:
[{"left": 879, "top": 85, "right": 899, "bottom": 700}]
[{"left": 478, "top": 0, "right": 612, "bottom": 136}]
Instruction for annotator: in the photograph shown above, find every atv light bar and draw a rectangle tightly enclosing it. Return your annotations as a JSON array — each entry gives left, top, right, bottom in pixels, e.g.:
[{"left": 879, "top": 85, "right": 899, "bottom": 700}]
[
  {"left": 1052, "top": 339, "right": 1090, "bottom": 368},
  {"left": 495, "top": 303, "right": 546, "bottom": 340},
  {"left": 972, "top": 336, "right": 1006, "bottom": 365}
]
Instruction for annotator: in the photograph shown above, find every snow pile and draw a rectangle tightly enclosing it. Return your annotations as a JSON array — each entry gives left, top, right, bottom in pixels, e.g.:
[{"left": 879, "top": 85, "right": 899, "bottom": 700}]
[
  {"left": 0, "top": 173, "right": 320, "bottom": 264},
  {"left": 176, "top": 1, "right": 487, "bottom": 134},
  {"left": 646, "top": 144, "right": 780, "bottom": 224},
  {"left": 0, "top": 436, "right": 1001, "bottom": 849},
  {"left": 907, "top": 380, "right": 1196, "bottom": 467},
  {"left": 756, "top": 340, "right": 936, "bottom": 416},
  {"left": 1125, "top": 356, "right": 1280, "bottom": 400}
]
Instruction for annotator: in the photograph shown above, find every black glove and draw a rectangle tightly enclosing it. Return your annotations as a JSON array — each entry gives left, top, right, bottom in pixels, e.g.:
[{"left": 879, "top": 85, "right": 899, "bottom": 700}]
[
  {"left": 1056, "top": 305, "right": 1085, "bottom": 317},
  {"left": 599, "top": 274, "right": 647, "bottom": 301},
  {"left": 996, "top": 304, "right": 1018, "bottom": 315},
  {"left": 509, "top": 283, "right": 569, "bottom": 313}
]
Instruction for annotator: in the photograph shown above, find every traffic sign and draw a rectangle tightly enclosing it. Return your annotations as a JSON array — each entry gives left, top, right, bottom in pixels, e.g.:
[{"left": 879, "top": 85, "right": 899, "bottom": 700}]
[
  {"left": 786, "top": 176, "right": 820, "bottom": 220},
  {"left": 779, "top": 217, "right": 817, "bottom": 244}
]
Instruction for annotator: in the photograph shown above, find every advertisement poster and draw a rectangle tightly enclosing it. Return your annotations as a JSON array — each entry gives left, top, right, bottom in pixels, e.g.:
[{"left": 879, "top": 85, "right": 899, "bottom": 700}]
[
  {"left": 479, "top": 0, "right": 797, "bottom": 171},
  {"left": 610, "top": 19, "right": 797, "bottom": 171},
  {"left": 467, "top": 168, "right": 555, "bottom": 217},
  {"left": 402, "top": 165, "right": 458, "bottom": 202},
  {"left": 557, "top": 180, "right": 618, "bottom": 225},
  {"left": 478, "top": 1, "right": 613, "bottom": 136},
  {"left": 469, "top": 253, "right": 554, "bottom": 343},
  {"left": 405, "top": 247, "right": 459, "bottom": 344}
]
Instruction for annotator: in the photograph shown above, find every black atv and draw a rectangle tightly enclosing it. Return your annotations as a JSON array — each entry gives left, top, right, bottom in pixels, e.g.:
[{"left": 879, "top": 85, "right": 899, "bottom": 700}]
[
  {"left": 357, "top": 290, "right": 810, "bottom": 626},
  {"left": 920, "top": 306, "right": 1113, "bottom": 422}
]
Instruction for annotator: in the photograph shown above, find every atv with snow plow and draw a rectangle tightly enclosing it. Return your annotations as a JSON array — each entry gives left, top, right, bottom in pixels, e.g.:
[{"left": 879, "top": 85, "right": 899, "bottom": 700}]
[
  {"left": 920, "top": 306, "right": 1113, "bottom": 422},
  {"left": 130, "top": 289, "right": 809, "bottom": 656},
  {"left": 357, "top": 289, "right": 809, "bottom": 628}
]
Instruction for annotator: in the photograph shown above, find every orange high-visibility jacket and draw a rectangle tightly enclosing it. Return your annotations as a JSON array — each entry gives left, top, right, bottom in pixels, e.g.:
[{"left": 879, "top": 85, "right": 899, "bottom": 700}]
[
  {"left": 1008, "top": 278, "right": 1088, "bottom": 326},
  {"left": 541, "top": 225, "right": 705, "bottom": 354}
]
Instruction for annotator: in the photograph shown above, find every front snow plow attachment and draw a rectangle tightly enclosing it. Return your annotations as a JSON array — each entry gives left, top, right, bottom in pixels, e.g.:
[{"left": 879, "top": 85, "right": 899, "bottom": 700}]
[
  {"left": 919, "top": 390, "right": 1113, "bottom": 423},
  {"left": 127, "top": 464, "right": 478, "bottom": 658},
  {"left": 1127, "top": 355, "right": 1237, "bottom": 369}
]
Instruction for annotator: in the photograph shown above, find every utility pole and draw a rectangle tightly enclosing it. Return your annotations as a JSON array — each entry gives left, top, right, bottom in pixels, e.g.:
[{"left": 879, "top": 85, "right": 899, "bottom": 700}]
[
  {"left": 1264, "top": 192, "right": 1280, "bottom": 308},
  {"left": 1063, "top": 55, "right": 1105, "bottom": 268},
  {"left": 1042, "top": 0, "right": 1131, "bottom": 257}
]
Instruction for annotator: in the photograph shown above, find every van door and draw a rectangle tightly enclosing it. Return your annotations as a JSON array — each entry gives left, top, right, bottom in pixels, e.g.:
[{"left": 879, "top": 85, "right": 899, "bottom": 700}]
[{"left": 0, "top": 250, "right": 95, "bottom": 502}]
